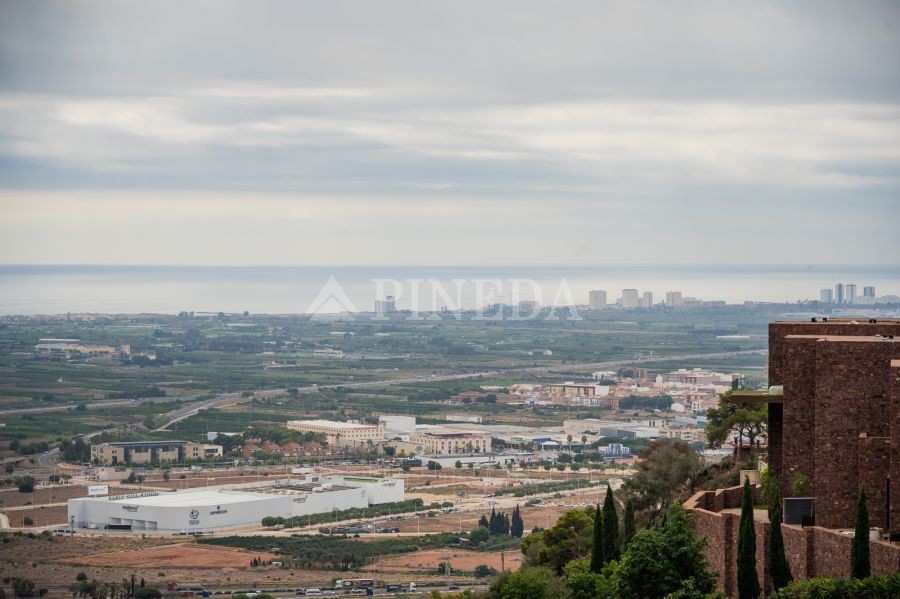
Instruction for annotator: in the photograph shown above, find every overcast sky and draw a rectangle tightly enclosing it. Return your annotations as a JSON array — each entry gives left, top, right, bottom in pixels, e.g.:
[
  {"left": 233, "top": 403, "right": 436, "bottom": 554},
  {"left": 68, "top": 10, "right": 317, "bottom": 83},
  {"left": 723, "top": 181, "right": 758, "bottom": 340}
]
[{"left": 1, "top": 1, "right": 898, "bottom": 266}]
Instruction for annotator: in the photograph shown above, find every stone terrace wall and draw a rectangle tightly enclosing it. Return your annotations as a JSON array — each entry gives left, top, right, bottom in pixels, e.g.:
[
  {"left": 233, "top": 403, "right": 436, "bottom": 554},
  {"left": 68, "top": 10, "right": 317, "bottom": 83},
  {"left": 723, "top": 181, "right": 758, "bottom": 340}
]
[{"left": 685, "top": 486, "right": 900, "bottom": 597}]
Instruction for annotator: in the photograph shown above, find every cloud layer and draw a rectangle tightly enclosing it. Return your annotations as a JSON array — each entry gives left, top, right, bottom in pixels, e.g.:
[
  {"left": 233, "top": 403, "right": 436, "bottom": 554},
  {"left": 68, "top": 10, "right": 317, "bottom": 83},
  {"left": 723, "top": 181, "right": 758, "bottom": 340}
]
[{"left": 1, "top": 1, "right": 899, "bottom": 265}]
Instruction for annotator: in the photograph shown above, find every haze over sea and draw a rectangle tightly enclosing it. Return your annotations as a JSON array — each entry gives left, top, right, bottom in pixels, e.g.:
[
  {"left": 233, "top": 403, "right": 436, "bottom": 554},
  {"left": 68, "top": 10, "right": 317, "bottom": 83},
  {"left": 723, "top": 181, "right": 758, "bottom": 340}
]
[{"left": 0, "top": 264, "right": 898, "bottom": 316}]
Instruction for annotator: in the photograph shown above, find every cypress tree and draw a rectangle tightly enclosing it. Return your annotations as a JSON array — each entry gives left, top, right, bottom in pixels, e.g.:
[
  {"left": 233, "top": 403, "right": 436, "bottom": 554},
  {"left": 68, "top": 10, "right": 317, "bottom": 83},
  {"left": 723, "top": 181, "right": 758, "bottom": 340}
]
[
  {"left": 851, "top": 487, "right": 871, "bottom": 579},
  {"left": 737, "top": 476, "right": 760, "bottom": 599},
  {"left": 767, "top": 492, "right": 792, "bottom": 591},
  {"left": 478, "top": 514, "right": 489, "bottom": 529},
  {"left": 510, "top": 505, "right": 524, "bottom": 538},
  {"left": 602, "top": 485, "right": 619, "bottom": 560},
  {"left": 489, "top": 507, "right": 498, "bottom": 533},
  {"left": 590, "top": 503, "right": 605, "bottom": 573},
  {"left": 623, "top": 498, "right": 636, "bottom": 547}
]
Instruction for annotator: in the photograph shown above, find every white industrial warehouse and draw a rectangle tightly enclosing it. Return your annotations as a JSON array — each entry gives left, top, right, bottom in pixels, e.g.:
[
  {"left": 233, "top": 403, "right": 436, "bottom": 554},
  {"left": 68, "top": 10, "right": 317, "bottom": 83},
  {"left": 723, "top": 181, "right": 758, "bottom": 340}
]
[{"left": 67, "top": 474, "right": 404, "bottom": 533}]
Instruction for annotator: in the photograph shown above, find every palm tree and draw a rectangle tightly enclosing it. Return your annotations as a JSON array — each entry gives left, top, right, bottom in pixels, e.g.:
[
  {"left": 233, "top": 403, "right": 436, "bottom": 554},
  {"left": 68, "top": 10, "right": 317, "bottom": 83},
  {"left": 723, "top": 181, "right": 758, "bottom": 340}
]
[{"left": 567, "top": 435, "right": 573, "bottom": 451}]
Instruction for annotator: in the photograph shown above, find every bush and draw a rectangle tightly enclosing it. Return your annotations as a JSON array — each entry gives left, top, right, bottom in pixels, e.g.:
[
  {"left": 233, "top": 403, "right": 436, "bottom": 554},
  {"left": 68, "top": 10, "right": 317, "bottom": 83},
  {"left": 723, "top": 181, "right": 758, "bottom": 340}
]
[
  {"left": 775, "top": 573, "right": 900, "bottom": 598},
  {"left": 23, "top": 517, "right": 33, "bottom": 526},
  {"left": 474, "top": 564, "right": 498, "bottom": 578},
  {"left": 17, "top": 476, "right": 35, "bottom": 494}
]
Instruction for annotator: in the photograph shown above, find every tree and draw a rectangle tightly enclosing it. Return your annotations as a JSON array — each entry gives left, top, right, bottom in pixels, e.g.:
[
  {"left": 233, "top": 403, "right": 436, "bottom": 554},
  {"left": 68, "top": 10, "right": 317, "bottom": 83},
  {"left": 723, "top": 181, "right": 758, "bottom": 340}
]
[
  {"left": 511, "top": 505, "right": 524, "bottom": 538},
  {"left": 474, "top": 564, "right": 498, "bottom": 578},
  {"left": 602, "top": 486, "right": 619, "bottom": 561},
  {"left": 17, "top": 476, "right": 35, "bottom": 493},
  {"left": 426, "top": 460, "right": 442, "bottom": 471},
  {"left": 706, "top": 391, "right": 767, "bottom": 456},
  {"left": 616, "top": 505, "right": 717, "bottom": 599},
  {"left": 521, "top": 507, "right": 594, "bottom": 575},
  {"left": 622, "top": 499, "right": 636, "bottom": 548},
  {"left": 470, "top": 525, "right": 490, "bottom": 546},
  {"left": 590, "top": 504, "right": 605, "bottom": 573},
  {"left": 625, "top": 441, "right": 701, "bottom": 522},
  {"left": 737, "top": 477, "right": 760, "bottom": 599},
  {"left": 563, "top": 558, "right": 618, "bottom": 599},
  {"left": 767, "top": 491, "right": 792, "bottom": 592},
  {"left": 455, "top": 460, "right": 462, "bottom": 469},
  {"left": 479, "top": 515, "right": 490, "bottom": 529},
  {"left": 851, "top": 487, "right": 871, "bottom": 579},
  {"left": 487, "top": 567, "right": 567, "bottom": 599}
]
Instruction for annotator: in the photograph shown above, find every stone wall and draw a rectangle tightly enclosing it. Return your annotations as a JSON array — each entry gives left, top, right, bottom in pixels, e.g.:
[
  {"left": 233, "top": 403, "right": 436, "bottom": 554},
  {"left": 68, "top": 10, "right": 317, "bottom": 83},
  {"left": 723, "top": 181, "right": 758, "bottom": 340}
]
[{"left": 686, "top": 486, "right": 900, "bottom": 597}]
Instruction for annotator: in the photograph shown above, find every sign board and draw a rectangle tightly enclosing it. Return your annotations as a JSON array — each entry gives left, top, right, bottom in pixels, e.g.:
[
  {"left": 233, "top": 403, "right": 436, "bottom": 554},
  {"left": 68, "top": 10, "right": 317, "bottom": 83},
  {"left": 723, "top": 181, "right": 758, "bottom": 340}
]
[{"left": 87, "top": 484, "right": 109, "bottom": 496}]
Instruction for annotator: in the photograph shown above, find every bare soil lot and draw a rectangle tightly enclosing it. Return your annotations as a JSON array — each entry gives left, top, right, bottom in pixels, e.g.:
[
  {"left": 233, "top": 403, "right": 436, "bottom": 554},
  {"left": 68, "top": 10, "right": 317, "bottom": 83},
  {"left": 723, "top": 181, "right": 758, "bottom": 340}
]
[{"left": 378, "top": 548, "right": 522, "bottom": 573}]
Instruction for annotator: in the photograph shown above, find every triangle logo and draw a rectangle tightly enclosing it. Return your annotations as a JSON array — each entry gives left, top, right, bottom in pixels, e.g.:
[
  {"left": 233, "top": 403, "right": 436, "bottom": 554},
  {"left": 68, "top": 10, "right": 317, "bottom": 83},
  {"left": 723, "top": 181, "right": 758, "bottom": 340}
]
[{"left": 306, "top": 275, "right": 358, "bottom": 319}]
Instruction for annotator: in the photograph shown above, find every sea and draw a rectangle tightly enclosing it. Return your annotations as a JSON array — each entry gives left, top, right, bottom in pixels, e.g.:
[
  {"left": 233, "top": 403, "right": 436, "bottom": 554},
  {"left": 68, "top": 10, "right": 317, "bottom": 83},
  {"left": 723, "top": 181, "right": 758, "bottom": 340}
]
[{"left": 0, "top": 264, "right": 898, "bottom": 316}]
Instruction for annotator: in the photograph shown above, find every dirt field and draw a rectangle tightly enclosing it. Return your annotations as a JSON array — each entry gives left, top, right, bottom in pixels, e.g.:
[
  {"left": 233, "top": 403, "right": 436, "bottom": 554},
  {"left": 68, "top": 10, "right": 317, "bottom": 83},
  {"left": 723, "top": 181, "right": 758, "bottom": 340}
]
[
  {"left": 4, "top": 505, "right": 68, "bottom": 527},
  {"left": 63, "top": 543, "right": 278, "bottom": 568},
  {"left": 378, "top": 548, "right": 522, "bottom": 573}
]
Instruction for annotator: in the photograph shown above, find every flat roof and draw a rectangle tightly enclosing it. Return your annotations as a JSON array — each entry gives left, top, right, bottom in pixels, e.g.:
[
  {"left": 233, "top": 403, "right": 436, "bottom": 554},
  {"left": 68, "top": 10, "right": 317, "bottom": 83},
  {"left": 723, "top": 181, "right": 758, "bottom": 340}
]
[
  {"left": 289, "top": 419, "right": 378, "bottom": 429},
  {"left": 100, "top": 440, "right": 188, "bottom": 447},
  {"left": 102, "top": 489, "right": 271, "bottom": 507}
]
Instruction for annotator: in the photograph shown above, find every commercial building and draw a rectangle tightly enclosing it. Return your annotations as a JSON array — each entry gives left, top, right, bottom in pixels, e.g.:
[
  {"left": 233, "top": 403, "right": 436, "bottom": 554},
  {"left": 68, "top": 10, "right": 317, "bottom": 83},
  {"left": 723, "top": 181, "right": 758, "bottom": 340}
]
[
  {"left": 68, "top": 474, "right": 404, "bottom": 533},
  {"left": 864, "top": 286, "right": 876, "bottom": 298},
  {"left": 845, "top": 283, "right": 857, "bottom": 304},
  {"left": 90, "top": 441, "right": 222, "bottom": 466},
  {"left": 588, "top": 290, "right": 607, "bottom": 310},
  {"left": 641, "top": 291, "right": 653, "bottom": 308},
  {"left": 665, "top": 291, "right": 683, "bottom": 307},
  {"left": 819, "top": 288, "right": 833, "bottom": 303},
  {"left": 621, "top": 289, "right": 640, "bottom": 309},
  {"left": 408, "top": 429, "right": 492, "bottom": 454},
  {"left": 286, "top": 419, "right": 385, "bottom": 446}
]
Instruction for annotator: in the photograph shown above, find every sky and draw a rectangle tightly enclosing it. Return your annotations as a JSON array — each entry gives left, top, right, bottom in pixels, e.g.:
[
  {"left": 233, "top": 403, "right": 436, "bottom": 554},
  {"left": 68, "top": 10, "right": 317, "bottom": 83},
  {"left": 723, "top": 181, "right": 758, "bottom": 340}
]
[{"left": 0, "top": 1, "right": 899, "bottom": 267}]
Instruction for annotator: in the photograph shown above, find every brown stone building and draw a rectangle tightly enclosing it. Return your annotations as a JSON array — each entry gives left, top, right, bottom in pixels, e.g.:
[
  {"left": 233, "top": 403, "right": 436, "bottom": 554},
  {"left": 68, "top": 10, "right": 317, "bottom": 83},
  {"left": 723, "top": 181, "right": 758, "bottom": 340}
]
[
  {"left": 686, "top": 319, "right": 900, "bottom": 596},
  {"left": 767, "top": 318, "right": 900, "bottom": 531}
]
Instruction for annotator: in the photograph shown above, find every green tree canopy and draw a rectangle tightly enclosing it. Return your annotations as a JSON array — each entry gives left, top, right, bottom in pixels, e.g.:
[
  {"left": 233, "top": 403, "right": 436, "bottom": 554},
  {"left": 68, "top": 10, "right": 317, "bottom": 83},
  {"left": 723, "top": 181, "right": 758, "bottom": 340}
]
[
  {"left": 486, "top": 566, "right": 568, "bottom": 599},
  {"left": 521, "top": 507, "right": 594, "bottom": 575},
  {"left": 706, "top": 390, "right": 767, "bottom": 450},
  {"left": 625, "top": 441, "right": 701, "bottom": 522},
  {"left": 616, "top": 504, "right": 717, "bottom": 599}
]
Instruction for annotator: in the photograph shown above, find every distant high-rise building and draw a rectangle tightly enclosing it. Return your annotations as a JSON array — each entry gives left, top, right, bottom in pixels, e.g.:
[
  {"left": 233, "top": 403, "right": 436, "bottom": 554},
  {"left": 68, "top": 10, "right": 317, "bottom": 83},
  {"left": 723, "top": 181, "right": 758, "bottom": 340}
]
[
  {"left": 863, "top": 286, "right": 876, "bottom": 298},
  {"left": 834, "top": 283, "right": 845, "bottom": 305},
  {"left": 820, "top": 288, "right": 834, "bottom": 303},
  {"left": 375, "top": 295, "right": 397, "bottom": 315},
  {"left": 588, "top": 290, "right": 607, "bottom": 310},
  {"left": 845, "top": 283, "right": 857, "bottom": 304},
  {"left": 665, "top": 291, "right": 683, "bottom": 308},
  {"left": 621, "top": 289, "right": 640, "bottom": 309},
  {"left": 641, "top": 291, "right": 653, "bottom": 308}
]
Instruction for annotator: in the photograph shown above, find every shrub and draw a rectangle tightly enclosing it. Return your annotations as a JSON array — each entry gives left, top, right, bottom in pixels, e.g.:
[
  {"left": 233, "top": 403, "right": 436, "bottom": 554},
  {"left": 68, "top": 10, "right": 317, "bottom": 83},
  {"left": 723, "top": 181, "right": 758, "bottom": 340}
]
[{"left": 775, "top": 573, "right": 900, "bottom": 598}]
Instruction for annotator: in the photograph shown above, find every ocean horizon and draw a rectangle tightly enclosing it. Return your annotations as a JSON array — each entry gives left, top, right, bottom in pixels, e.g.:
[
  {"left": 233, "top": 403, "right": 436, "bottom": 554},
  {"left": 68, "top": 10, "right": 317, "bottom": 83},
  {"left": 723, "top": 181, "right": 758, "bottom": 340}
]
[{"left": 1, "top": 263, "right": 898, "bottom": 316}]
